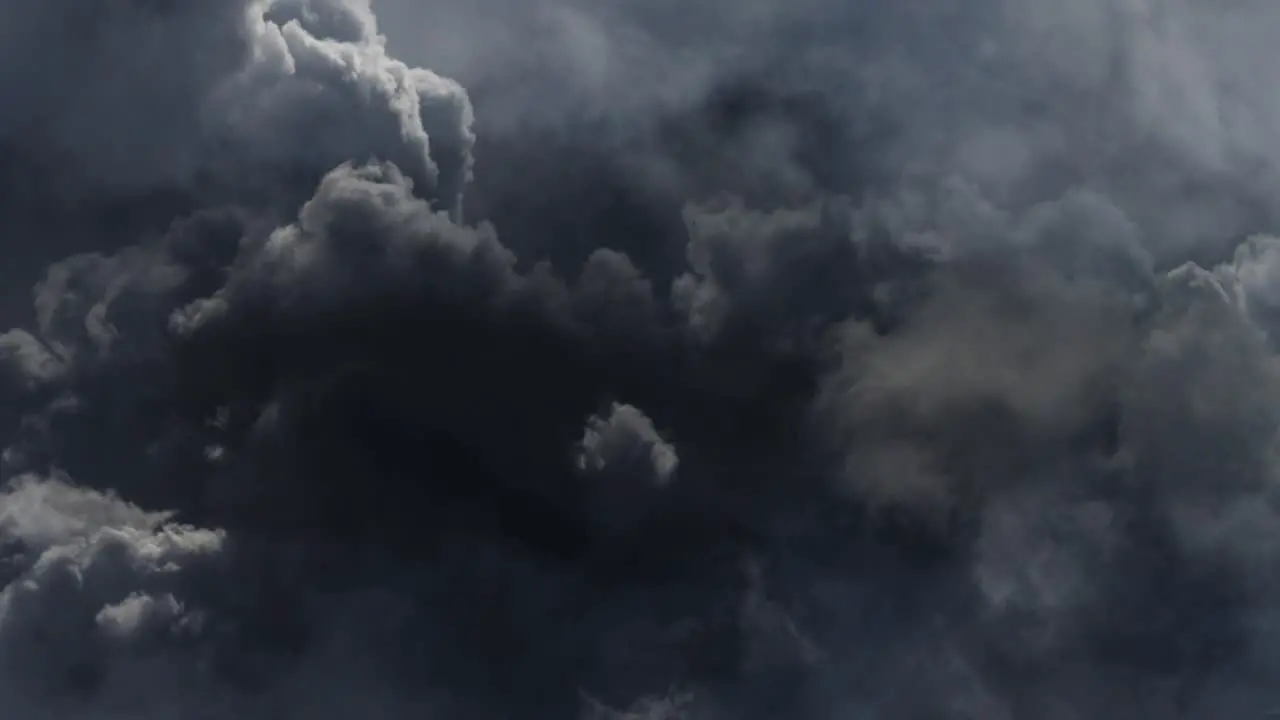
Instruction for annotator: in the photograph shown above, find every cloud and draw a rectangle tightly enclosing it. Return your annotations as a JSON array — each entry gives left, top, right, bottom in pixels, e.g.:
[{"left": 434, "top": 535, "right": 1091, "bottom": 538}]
[
  {"left": 4, "top": 0, "right": 1280, "bottom": 718},
  {"left": 575, "top": 403, "right": 678, "bottom": 537},
  {"left": 0, "top": 330, "right": 64, "bottom": 390},
  {"left": 0, "top": 0, "right": 473, "bottom": 331},
  {"left": 0, "top": 0, "right": 472, "bottom": 202},
  {"left": 0, "top": 475, "right": 225, "bottom": 718}
]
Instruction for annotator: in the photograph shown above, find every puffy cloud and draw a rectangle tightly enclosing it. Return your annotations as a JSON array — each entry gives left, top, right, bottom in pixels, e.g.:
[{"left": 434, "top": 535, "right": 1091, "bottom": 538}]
[
  {"left": 0, "top": 475, "right": 225, "bottom": 717},
  {"left": 168, "top": 162, "right": 534, "bottom": 340},
  {"left": 6, "top": 0, "right": 1280, "bottom": 718},
  {"left": 575, "top": 403, "right": 677, "bottom": 537},
  {"left": 577, "top": 404, "right": 678, "bottom": 484},
  {"left": 0, "top": 0, "right": 472, "bottom": 204},
  {"left": 0, "top": 330, "right": 64, "bottom": 390},
  {"left": 0, "top": 0, "right": 473, "bottom": 333}
]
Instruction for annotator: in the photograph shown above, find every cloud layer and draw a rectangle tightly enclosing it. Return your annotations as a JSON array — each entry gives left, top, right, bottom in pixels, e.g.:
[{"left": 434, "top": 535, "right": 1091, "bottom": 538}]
[{"left": 4, "top": 0, "right": 1280, "bottom": 718}]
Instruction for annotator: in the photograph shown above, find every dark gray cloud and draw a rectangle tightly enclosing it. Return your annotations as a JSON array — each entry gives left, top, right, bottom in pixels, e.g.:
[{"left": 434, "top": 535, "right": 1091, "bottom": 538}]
[
  {"left": 3, "top": 0, "right": 1280, "bottom": 718},
  {"left": 0, "top": 0, "right": 472, "bottom": 199},
  {"left": 575, "top": 403, "right": 678, "bottom": 537},
  {"left": 0, "top": 0, "right": 473, "bottom": 330},
  {"left": 0, "top": 474, "right": 227, "bottom": 718}
]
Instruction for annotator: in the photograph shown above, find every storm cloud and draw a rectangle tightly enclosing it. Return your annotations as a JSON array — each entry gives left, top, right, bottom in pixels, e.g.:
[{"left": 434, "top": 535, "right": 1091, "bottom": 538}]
[{"left": 4, "top": 0, "right": 1280, "bottom": 718}]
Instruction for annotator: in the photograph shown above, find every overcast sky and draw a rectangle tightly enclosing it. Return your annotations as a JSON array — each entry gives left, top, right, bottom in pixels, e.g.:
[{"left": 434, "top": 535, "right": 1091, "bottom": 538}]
[{"left": 3, "top": 1, "right": 1280, "bottom": 718}]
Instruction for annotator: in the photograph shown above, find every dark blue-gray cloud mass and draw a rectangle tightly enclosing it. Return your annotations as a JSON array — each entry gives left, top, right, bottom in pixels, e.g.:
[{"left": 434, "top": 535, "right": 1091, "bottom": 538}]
[{"left": 4, "top": 0, "right": 1280, "bottom": 718}]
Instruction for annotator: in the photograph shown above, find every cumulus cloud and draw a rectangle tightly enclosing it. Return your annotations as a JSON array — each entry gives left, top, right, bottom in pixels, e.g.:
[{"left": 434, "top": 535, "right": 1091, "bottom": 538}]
[
  {"left": 0, "top": 330, "right": 64, "bottom": 390},
  {"left": 0, "top": 0, "right": 473, "bottom": 331},
  {"left": 0, "top": 475, "right": 225, "bottom": 717},
  {"left": 0, "top": 0, "right": 472, "bottom": 201},
  {"left": 575, "top": 403, "right": 677, "bottom": 537},
  {"left": 577, "top": 404, "right": 678, "bottom": 483},
  {"left": 4, "top": 0, "right": 1280, "bottom": 718}
]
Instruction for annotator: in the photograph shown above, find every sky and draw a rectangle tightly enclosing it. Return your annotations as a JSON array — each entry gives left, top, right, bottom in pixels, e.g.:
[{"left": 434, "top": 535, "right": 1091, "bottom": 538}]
[{"left": 3, "top": 0, "right": 1280, "bottom": 718}]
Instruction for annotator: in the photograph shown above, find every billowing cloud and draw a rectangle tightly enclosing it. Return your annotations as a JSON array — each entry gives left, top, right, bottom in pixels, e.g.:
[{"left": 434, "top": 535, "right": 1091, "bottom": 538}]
[
  {"left": 0, "top": 475, "right": 226, "bottom": 718},
  {"left": 4, "top": 0, "right": 1280, "bottom": 718},
  {"left": 575, "top": 403, "right": 677, "bottom": 537},
  {"left": 0, "top": 0, "right": 472, "bottom": 201}
]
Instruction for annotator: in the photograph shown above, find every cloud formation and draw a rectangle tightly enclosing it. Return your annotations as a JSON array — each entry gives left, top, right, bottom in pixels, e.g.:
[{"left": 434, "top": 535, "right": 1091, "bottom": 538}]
[{"left": 4, "top": 0, "right": 1280, "bottom": 718}]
